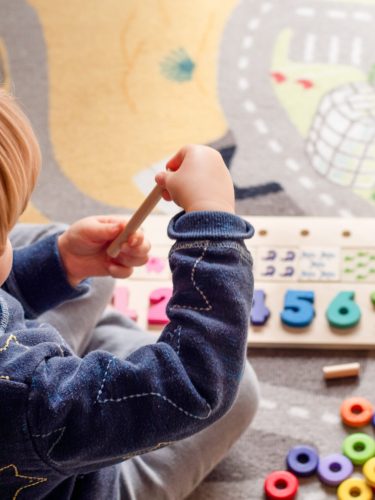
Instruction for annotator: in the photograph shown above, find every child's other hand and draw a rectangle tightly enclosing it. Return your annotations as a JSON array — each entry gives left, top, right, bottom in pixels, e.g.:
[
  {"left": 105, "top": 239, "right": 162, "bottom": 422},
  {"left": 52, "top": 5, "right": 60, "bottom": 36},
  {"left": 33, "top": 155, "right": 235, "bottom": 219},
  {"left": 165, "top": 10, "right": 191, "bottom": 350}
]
[
  {"left": 155, "top": 145, "right": 235, "bottom": 214},
  {"left": 58, "top": 216, "right": 151, "bottom": 286}
]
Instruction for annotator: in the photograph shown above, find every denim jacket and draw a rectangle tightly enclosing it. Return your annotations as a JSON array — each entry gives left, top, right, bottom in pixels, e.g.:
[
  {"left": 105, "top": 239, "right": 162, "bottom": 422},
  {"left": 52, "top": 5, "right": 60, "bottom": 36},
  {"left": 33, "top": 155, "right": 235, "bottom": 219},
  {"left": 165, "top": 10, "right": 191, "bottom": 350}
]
[{"left": 0, "top": 211, "right": 254, "bottom": 499}]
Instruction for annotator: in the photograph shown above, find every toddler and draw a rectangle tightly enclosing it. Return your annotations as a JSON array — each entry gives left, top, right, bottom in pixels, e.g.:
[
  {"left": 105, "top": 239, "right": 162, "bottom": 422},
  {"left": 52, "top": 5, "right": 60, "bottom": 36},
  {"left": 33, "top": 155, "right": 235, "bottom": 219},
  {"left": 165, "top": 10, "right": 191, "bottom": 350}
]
[{"left": 0, "top": 89, "right": 259, "bottom": 499}]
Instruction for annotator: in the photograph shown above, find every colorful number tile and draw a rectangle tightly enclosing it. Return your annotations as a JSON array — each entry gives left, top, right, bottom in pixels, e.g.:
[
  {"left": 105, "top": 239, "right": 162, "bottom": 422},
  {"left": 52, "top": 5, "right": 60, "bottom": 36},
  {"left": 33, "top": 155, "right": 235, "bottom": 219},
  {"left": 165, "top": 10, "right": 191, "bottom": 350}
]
[
  {"left": 112, "top": 286, "right": 138, "bottom": 321},
  {"left": 298, "top": 247, "right": 340, "bottom": 282},
  {"left": 341, "top": 248, "right": 375, "bottom": 283},
  {"left": 326, "top": 291, "right": 361, "bottom": 329},
  {"left": 147, "top": 287, "right": 173, "bottom": 325},
  {"left": 280, "top": 290, "right": 315, "bottom": 328},
  {"left": 250, "top": 290, "right": 270, "bottom": 326},
  {"left": 255, "top": 247, "right": 298, "bottom": 282}
]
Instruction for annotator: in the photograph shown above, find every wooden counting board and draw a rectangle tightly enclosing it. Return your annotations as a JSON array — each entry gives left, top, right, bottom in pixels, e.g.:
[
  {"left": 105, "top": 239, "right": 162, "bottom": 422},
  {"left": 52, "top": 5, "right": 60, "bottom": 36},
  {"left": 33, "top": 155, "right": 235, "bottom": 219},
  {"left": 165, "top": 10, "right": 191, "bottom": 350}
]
[{"left": 113, "top": 216, "right": 375, "bottom": 350}]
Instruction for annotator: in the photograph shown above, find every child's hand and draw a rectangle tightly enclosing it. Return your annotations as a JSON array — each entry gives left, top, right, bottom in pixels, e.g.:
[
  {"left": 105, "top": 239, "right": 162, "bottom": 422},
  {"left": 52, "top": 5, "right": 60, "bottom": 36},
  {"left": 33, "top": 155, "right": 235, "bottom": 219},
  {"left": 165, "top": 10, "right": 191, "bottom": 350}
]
[
  {"left": 155, "top": 145, "right": 235, "bottom": 214},
  {"left": 58, "top": 216, "right": 151, "bottom": 286}
]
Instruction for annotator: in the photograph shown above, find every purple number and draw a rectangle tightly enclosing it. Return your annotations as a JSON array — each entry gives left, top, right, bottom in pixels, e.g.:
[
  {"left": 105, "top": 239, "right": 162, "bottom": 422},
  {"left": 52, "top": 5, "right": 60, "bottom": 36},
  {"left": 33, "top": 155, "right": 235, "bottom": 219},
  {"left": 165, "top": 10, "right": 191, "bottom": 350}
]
[{"left": 250, "top": 290, "right": 270, "bottom": 326}]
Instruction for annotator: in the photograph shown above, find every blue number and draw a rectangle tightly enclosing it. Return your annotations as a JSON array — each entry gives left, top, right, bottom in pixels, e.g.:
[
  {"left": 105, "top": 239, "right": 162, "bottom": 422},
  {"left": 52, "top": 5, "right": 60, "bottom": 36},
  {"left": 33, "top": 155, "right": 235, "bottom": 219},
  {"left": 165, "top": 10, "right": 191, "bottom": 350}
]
[
  {"left": 280, "top": 290, "right": 315, "bottom": 328},
  {"left": 250, "top": 290, "right": 270, "bottom": 326}
]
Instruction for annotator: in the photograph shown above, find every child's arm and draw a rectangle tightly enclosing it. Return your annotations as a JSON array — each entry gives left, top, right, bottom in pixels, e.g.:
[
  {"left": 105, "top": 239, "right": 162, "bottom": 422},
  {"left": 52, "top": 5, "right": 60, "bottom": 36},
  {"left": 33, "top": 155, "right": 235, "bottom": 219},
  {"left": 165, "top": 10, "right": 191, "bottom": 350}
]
[
  {"left": 26, "top": 145, "right": 255, "bottom": 473},
  {"left": 2, "top": 217, "right": 150, "bottom": 317}
]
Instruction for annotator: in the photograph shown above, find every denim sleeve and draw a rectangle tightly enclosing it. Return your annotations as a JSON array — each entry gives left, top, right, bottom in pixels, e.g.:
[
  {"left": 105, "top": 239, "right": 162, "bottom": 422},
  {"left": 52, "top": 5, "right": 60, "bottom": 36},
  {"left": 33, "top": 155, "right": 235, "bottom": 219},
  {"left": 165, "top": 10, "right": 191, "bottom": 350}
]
[
  {"left": 27, "top": 211, "right": 254, "bottom": 475},
  {"left": 2, "top": 233, "right": 89, "bottom": 318}
]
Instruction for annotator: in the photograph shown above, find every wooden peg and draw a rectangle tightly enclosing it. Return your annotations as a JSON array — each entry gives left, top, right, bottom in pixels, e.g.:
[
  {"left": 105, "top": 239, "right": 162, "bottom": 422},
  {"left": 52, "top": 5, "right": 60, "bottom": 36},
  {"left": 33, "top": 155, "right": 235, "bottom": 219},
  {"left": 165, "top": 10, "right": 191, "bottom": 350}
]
[
  {"left": 323, "top": 362, "right": 360, "bottom": 380},
  {"left": 107, "top": 184, "right": 163, "bottom": 258}
]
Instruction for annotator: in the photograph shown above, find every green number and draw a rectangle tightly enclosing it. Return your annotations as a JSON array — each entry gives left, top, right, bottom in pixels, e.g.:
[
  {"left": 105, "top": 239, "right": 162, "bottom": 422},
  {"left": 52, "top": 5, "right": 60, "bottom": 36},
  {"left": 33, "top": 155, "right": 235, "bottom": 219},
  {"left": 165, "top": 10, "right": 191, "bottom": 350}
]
[{"left": 326, "top": 291, "right": 361, "bottom": 329}]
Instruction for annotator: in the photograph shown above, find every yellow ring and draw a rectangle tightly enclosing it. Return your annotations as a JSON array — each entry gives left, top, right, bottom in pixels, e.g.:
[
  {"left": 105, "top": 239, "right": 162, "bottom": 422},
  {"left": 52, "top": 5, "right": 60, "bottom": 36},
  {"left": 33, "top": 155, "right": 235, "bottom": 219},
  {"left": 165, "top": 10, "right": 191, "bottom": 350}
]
[
  {"left": 363, "top": 457, "right": 375, "bottom": 488},
  {"left": 337, "top": 477, "right": 373, "bottom": 500}
]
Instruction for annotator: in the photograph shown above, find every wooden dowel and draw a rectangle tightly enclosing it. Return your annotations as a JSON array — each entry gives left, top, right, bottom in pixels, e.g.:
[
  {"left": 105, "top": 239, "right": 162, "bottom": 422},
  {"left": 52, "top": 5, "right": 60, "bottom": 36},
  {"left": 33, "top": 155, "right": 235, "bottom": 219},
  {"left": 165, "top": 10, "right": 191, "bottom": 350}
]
[
  {"left": 323, "top": 362, "right": 360, "bottom": 380},
  {"left": 107, "top": 184, "right": 163, "bottom": 258}
]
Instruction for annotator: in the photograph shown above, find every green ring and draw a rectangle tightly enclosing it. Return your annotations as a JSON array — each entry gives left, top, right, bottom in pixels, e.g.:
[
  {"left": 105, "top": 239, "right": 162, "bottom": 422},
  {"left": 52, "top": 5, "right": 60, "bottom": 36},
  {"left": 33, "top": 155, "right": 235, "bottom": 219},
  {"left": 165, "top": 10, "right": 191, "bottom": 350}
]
[{"left": 343, "top": 433, "right": 375, "bottom": 465}]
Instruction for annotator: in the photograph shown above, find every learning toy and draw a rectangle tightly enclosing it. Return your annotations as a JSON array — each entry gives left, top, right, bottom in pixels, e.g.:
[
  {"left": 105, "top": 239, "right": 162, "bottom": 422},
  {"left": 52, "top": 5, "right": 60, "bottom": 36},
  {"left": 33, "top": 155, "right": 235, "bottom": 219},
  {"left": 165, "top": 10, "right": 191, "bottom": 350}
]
[
  {"left": 146, "top": 256, "right": 166, "bottom": 274},
  {"left": 337, "top": 477, "right": 373, "bottom": 500},
  {"left": 147, "top": 287, "right": 173, "bottom": 325},
  {"left": 286, "top": 445, "right": 319, "bottom": 477},
  {"left": 326, "top": 291, "right": 361, "bottom": 329},
  {"left": 317, "top": 453, "right": 353, "bottom": 486},
  {"left": 340, "top": 397, "right": 373, "bottom": 427},
  {"left": 280, "top": 290, "right": 315, "bottom": 328},
  {"left": 372, "top": 414, "right": 375, "bottom": 428},
  {"left": 107, "top": 184, "right": 163, "bottom": 258},
  {"left": 250, "top": 289, "right": 270, "bottom": 326},
  {"left": 342, "top": 433, "right": 375, "bottom": 465},
  {"left": 264, "top": 470, "right": 298, "bottom": 499},
  {"left": 115, "top": 215, "right": 375, "bottom": 349},
  {"left": 323, "top": 362, "right": 360, "bottom": 380},
  {"left": 111, "top": 286, "right": 138, "bottom": 321},
  {"left": 362, "top": 457, "right": 375, "bottom": 487}
]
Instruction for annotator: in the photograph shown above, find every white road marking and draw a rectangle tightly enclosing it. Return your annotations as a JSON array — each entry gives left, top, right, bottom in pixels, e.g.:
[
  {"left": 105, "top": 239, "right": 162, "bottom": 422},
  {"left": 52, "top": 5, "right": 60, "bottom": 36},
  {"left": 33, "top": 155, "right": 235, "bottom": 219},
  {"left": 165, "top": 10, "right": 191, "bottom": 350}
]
[
  {"left": 238, "top": 77, "right": 249, "bottom": 90},
  {"left": 268, "top": 139, "right": 283, "bottom": 153},
  {"left": 259, "top": 399, "right": 277, "bottom": 410},
  {"left": 321, "top": 412, "right": 340, "bottom": 425},
  {"left": 304, "top": 492, "right": 327, "bottom": 500},
  {"left": 243, "top": 100, "right": 256, "bottom": 113},
  {"left": 338, "top": 208, "right": 354, "bottom": 218},
  {"left": 261, "top": 2, "right": 273, "bottom": 14},
  {"left": 319, "top": 193, "right": 335, "bottom": 206},
  {"left": 238, "top": 56, "right": 249, "bottom": 69},
  {"left": 296, "top": 7, "right": 315, "bottom": 17},
  {"left": 327, "top": 10, "right": 347, "bottom": 20},
  {"left": 352, "top": 11, "right": 372, "bottom": 22},
  {"left": 288, "top": 406, "right": 310, "bottom": 419},
  {"left": 285, "top": 158, "right": 300, "bottom": 172},
  {"left": 254, "top": 119, "right": 269, "bottom": 135},
  {"left": 351, "top": 37, "right": 363, "bottom": 66},
  {"left": 248, "top": 18, "right": 260, "bottom": 31},
  {"left": 328, "top": 36, "right": 340, "bottom": 64},
  {"left": 304, "top": 34, "right": 316, "bottom": 63},
  {"left": 299, "top": 176, "right": 315, "bottom": 189},
  {"left": 242, "top": 35, "right": 253, "bottom": 49}
]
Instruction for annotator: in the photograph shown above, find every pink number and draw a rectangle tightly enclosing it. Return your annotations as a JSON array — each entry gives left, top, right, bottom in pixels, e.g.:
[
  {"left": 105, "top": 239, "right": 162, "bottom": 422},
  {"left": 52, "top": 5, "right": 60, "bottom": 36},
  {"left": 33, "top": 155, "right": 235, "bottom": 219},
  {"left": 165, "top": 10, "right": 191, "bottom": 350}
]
[
  {"left": 146, "top": 256, "right": 166, "bottom": 274},
  {"left": 112, "top": 287, "right": 138, "bottom": 321},
  {"left": 148, "top": 287, "right": 173, "bottom": 325}
]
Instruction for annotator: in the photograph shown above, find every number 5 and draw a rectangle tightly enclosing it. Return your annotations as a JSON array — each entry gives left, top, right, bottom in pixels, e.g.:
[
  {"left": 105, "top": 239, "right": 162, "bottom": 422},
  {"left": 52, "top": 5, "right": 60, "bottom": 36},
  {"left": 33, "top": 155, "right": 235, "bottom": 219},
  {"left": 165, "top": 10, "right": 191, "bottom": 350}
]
[{"left": 280, "top": 290, "right": 315, "bottom": 328}]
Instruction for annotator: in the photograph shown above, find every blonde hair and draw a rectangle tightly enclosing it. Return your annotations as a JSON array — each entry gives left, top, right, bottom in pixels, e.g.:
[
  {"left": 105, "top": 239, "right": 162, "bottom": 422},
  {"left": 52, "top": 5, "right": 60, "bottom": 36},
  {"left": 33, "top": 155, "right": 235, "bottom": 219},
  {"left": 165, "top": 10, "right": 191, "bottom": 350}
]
[{"left": 0, "top": 89, "right": 41, "bottom": 253}]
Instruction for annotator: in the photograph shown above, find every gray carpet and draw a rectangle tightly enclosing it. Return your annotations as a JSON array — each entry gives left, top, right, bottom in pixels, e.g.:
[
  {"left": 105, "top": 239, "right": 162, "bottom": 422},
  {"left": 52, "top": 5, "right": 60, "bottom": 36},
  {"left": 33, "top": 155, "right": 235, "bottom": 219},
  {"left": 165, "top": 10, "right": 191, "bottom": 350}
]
[{"left": 1, "top": 1, "right": 375, "bottom": 498}]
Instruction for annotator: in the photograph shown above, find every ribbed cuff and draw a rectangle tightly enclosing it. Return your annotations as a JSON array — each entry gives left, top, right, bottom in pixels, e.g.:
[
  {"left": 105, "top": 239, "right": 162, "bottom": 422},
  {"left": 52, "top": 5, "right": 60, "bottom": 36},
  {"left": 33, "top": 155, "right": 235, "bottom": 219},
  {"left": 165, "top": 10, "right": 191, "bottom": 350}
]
[
  {"left": 10, "top": 233, "right": 89, "bottom": 317},
  {"left": 167, "top": 211, "right": 254, "bottom": 240}
]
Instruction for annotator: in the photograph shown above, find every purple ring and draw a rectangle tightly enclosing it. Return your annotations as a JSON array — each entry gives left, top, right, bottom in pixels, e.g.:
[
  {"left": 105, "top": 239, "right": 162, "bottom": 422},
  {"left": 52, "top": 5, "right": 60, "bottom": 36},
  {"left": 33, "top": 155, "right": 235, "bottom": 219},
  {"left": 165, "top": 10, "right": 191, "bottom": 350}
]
[
  {"left": 317, "top": 453, "right": 353, "bottom": 486},
  {"left": 372, "top": 413, "right": 375, "bottom": 428},
  {"left": 286, "top": 445, "right": 319, "bottom": 477}
]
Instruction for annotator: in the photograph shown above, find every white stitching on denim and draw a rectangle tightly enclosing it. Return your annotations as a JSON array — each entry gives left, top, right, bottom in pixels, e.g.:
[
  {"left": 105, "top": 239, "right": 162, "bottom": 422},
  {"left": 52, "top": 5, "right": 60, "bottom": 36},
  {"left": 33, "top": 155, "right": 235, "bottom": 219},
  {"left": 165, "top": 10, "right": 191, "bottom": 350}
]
[
  {"left": 33, "top": 426, "right": 65, "bottom": 439},
  {"left": 171, "top": 240, "right": 252, "bottom": 263},
  {"left": 97, "top": 391, "right": 212, "bottom": 420},
  {"left": 47, "top": 427, "right": 66, "bottom": 457},
  {"left": 95, "top": 356, "right": 115, "bottom": 403},
  {"left": 32, "top": 426, "right": 66, "bottom": 459},
  {"left": 171, "top": 241, "right": 212, "bottom": 312},
  {"left": 0, "top": 297, "right": 9, "bottom": 333},
  {"left": 175, "top": 326, "right": 182, "bottom": 355}
]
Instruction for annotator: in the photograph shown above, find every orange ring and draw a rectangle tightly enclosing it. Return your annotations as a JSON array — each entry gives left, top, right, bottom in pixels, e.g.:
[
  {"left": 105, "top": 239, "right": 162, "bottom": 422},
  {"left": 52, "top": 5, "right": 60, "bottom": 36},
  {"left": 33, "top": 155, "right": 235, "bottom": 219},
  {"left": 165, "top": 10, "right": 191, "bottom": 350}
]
[{"left": 340, "top": 397, "right": 373, "bottom": 427}]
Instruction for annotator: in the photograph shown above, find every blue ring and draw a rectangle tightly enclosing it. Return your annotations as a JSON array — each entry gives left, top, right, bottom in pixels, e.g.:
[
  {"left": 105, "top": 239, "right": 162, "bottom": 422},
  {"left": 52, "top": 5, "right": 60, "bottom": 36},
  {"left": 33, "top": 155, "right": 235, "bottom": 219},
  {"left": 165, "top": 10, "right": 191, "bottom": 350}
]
[{"left": 286, "top": 445, "right": 319, "bottom": 477}]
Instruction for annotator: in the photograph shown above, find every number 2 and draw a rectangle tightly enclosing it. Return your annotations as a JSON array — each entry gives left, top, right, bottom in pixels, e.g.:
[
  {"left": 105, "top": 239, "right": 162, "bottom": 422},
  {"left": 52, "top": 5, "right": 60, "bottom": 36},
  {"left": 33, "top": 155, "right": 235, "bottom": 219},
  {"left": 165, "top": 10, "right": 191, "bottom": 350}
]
[{"left": 147, "top": 287, "right": 173, "bottom": 325}]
